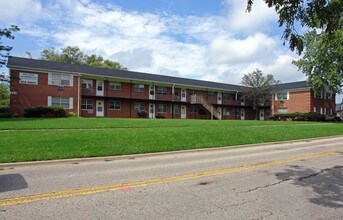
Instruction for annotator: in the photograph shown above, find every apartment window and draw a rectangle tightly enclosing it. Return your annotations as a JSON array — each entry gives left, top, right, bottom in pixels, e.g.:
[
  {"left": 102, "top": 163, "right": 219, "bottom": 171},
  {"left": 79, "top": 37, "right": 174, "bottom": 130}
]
[
  {"left": 134, "top": 102, "right": 145, "bottom": 111},
  {"left": 109, "top": 100, "right": 121, "bottom": 110},
  {"left": 134, "top": 84, "right": 145, "bottom": 92},
  {"left": 174, "top": 105, "right": 179, "bottom": 114},
  {"left": 223, "top": 93, "right": 230, "bottom": 100},
  {"left": 170, "top": 90, "right": 179, "bottom": 96},
  {"left": 326, "top": 108, "right": 332, "bottom": 115},
  {"left": 157, "top": 104, "right": 167, "bottom": 113},
  {"left": 223, "top": 107, "right": 230, "bottom": 116},
  {"left": 276, "top": 92, "right": 288, "bottom": 100},
  {"left": 190, "top": 106, "right": 197, "bottom": 113},
  {"left": 189, "top": 90, "right": 196, "bottom": 95},
  {"left": 157, "top": 86, "right": 167, "bottom": 95},
  {"left": 109, "top": 82, "right": 121, "bottom": 90},
  {"left": 277, "top": 108, "right": 288, "bottom": 114},
  {"left": 314, "top": 92, "right": 323, "bottom": 99},
  {"left": 325, "top": 92, "right": 332, "bottom": 99},
  {"left": 82, "top": 79, "right": 93, "bottom": 89},
  {"left": 49, "top": 73, "right": 72, "bottom": 86},
  {"left": 314, "top": 107, "right": 321, "bottom": 113},
  {"left": 81, "top": 99, "right": 93, "bottom": 110},
  {"left": 208, "top": 91, "right": 216, "bottom": 99},
  {"left": 51, "top": 97, "right": 71, "bottom": 109}
]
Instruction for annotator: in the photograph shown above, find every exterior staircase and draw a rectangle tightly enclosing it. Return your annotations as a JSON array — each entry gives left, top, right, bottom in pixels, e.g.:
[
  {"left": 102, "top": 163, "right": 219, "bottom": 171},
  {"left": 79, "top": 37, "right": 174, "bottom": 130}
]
[{"left": 190, "top": 94, "right": 222, "bottom": 120}]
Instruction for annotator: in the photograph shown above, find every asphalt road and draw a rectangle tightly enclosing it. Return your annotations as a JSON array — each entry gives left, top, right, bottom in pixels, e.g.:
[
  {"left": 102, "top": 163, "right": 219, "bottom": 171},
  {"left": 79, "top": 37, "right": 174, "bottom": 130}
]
[{"left": 0, "top": 136, "right": 342, "bottom": 220}]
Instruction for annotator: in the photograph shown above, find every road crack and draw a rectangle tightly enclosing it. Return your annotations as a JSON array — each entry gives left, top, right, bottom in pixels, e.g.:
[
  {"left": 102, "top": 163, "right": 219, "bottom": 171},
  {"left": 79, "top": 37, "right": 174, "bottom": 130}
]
[{"left": 242, "top": 166, "right": 341, "bottom": 193}]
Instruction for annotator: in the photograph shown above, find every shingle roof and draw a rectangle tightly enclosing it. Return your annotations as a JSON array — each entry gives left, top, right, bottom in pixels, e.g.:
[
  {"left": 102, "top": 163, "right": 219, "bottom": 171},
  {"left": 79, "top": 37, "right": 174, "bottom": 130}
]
[
  {"left": 276, "top": 81, "right": 311, "bottom": 90},
  {"left": 7, "top": 56, "right": 244, "bottom": 91},
  {"left": 7, "top": 56, "right": 311, "bottom": 92}
]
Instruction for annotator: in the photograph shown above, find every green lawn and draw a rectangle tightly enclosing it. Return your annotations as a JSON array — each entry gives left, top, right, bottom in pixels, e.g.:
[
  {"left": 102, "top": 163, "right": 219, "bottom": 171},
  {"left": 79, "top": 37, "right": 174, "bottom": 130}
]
[{"left": 0, "top": 118, "right": 342, "bottom": 163}]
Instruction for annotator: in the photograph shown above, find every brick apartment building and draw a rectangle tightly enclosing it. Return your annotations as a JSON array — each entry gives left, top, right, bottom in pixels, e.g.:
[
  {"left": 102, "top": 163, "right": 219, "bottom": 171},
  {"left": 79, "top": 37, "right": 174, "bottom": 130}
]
[{"left": 7, "top": 56, "right": 335, "bottom": 120}]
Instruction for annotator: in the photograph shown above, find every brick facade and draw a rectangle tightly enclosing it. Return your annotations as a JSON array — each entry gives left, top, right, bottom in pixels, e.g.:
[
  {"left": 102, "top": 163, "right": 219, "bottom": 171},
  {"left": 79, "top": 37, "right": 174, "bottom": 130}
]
[{"left": 7, "top": 57, "right": 335, "bottom": 120}]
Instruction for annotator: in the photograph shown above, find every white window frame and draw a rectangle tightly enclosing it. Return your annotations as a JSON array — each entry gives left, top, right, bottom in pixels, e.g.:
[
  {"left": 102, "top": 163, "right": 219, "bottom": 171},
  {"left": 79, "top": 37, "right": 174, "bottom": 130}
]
[
  {"left": 208, "top": 91, "right": 216, "bottom": 99},
  {"left": 314, "top": 92, "right": 323, "bottom": 99},
  {"left": 277, "top": 108, "right": 288, "bottom": 114},
  {"left": 109, "top": 100, "right": 121, "bottom": 110},
  {"left": 109, "top": 82, "right": 121, "bottom": 90},
  {"left": 81, "top": 99, "right": 93, "bottom": 110},
  {"left": 82, "top": 79, "right": 93, "bottom": 89},
  {"left": 134, "top": 84, "right": 145, "bottom": 92},
  {"left": 157, "top": 86, "right": 167, "bottom": 95},
  {"left": 223, "top": 107, "right": 230, "bottom": 116},
  {"left": 48, "top": 96, "right": 73, "bottom": 109},
  {"left": 48, "top": 73, "right": 73, "bottom": 86},
  {"left": 134, "top": 102, "right": 145, "bottom": 111},
  {"left": 157, "top": 104, "right": 167, "bottom": 113},
  {"left": 325, "top": 92, "right": 332, "bottom": 100},
  {"left": 275, "top": 92, "right": 289, "bottom": 101}
]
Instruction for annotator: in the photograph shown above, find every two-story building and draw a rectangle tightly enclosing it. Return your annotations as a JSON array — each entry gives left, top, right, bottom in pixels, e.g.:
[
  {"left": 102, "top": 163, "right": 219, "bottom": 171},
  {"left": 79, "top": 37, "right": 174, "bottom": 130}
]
[{"left": 7, "top": 56, "right": 335, "bottom": 120}]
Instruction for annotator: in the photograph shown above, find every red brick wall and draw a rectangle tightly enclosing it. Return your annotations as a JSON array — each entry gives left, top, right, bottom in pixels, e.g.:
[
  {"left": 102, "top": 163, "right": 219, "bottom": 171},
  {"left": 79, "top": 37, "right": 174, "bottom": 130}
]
[
  {"left": 131, "top": 84, "right": 149, "bottom": 100},
  {"left": 273, "top": 90, "right": 311, "bottom": 113},
  {"left": 107, "top": 82, "right": 131, "bottom": 98},
  {"left": 10, "top": 70, "right": 79, "bottom": 116}
]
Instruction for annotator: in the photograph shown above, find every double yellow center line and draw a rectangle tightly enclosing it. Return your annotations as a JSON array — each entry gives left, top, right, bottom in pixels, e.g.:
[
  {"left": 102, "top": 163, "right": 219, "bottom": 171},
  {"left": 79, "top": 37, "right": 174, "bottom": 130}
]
[{"left": 1, "top": 150, "right": 341, "bottom": 207}]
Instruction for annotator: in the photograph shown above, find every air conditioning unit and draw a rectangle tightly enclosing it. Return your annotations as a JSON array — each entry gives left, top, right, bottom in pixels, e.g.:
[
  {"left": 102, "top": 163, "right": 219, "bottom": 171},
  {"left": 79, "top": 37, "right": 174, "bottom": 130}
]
[{"left": 57, "top": 86, "right": 64, "bottom": 90}]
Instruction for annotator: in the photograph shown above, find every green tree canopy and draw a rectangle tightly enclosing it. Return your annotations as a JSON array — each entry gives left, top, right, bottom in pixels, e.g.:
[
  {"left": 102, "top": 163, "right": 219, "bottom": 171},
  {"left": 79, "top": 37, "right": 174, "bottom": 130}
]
[
  {"left": 0, "top": 84, "right": 9, "bottom": 108},
  {"left": 0, "top": 25, "right": 20, "bottom": 67},
  {"left": 41, "top": 46, "right": 127, "bottom": 70},
  {"left": 247, "top": 0, "right": 343, "bottom": 93},
  {"left": 241, "top": 69, "right": 280, "bottom": 119}
]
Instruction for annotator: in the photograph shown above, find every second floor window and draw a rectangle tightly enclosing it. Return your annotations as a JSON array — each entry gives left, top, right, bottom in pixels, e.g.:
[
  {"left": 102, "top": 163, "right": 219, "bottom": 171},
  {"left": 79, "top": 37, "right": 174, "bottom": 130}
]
[
  {"left": 208, "top": 91, "right": 216, "bottom": 99},
  {"left": 157, "top": 86, "right": 167, "bottom": 95},
  {"left": 325, "top": 92, "right": 332, "bottom": 99},
  {"left": 49, "top": 73, "right": 72, "bottom": 86},
  {"left": 276, "top": 92, "right": 288, "bottom": 100},
  {"left": 109, "top": 82, "right": 121, "bottom": 90},
  {"left": 134, "top": 84, "right": 145, "bottom": 92},
  {"left": 82, "top": 79, "right": 93, "bottom": 89}
]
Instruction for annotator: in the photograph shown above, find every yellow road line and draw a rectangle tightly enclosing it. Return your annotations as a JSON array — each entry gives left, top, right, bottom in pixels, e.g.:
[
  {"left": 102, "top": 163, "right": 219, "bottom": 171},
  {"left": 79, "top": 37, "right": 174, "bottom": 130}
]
[{"left": 0, "top": 150, "right": 341, "bottom": 207}]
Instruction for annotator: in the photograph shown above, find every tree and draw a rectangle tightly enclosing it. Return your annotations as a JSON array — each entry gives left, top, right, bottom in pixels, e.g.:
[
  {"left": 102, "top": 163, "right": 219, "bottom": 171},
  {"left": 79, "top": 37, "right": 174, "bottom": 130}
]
[
  {"left": 0, "top": 25, "right": 20, "bottom": 67},
  {"left": 247, "top": 0, "right": 342, "bottom": 54},
  {"left": 292, "top": 29, "right": 343, "bottom": 93},
  {"left": 41, "top": 46, "right": 127, "bottom": 70},
  {"left": 247, "top": 1, "right": 343, "bottom": 91},
  {"left": 241, "top": 69, "right": 280, "bottom": 120},
  {"left": 0, "top": 84, "right": 9, "bottom": 108}
]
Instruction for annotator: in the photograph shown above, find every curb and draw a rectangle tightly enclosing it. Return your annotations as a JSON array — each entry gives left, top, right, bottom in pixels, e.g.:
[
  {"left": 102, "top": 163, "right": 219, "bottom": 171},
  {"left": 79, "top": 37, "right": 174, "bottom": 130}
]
[{"left": 1, "top": 135, "right": 343, "bottom": 168}]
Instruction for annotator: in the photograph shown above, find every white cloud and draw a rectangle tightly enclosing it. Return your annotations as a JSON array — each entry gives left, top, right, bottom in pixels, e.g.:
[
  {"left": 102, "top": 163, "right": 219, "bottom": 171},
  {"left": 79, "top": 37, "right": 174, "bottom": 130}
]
[
  {"left": 0, "top": 0, "right": 42, "bottom": 24},
  {"left": 2, "top": 0, "right": 305, "bottom": 87}
]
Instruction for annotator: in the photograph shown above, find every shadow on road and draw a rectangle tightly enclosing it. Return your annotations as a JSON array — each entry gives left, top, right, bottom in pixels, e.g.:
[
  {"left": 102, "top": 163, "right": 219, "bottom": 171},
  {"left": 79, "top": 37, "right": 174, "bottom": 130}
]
[
  {"left": 0, "top": 174, "right": 28, "bottom": 192},
  {"left": 275, "top": 164, "right": 342, "bottom": 208}
]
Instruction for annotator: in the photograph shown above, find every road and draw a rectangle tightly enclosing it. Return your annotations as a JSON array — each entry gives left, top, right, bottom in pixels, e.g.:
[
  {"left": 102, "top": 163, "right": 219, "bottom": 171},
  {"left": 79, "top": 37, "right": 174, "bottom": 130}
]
[{"left": 0, "top": 136, "right": 342, "bottom": 219}]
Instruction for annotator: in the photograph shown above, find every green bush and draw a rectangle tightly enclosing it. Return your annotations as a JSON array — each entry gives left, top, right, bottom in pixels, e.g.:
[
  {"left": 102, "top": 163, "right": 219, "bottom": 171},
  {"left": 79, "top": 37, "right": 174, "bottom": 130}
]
[
  {"left": 0, "top": 107, "right": 11, "bottom": 118},
  {"left": 24, "top": 106, "right": 67, "bottom": 118},
  {"left": 271, "top": 112, "right": 327, "bottom": 122}
]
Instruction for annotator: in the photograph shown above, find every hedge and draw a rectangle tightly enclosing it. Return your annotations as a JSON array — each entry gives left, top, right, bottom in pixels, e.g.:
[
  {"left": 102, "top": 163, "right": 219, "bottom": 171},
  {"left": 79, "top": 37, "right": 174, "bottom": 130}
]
[
  {"left": 24, "top": 106, "right": 68, "bottom": 118},
  {"left": 269, "top": 112, "right": 340, "bottom": 122}
]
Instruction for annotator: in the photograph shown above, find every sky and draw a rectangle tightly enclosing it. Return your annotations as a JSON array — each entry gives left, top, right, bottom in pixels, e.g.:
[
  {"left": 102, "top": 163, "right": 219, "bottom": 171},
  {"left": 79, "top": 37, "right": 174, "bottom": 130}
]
[{"left": 1, "top": 0, "right": 340, "bottom": 101}]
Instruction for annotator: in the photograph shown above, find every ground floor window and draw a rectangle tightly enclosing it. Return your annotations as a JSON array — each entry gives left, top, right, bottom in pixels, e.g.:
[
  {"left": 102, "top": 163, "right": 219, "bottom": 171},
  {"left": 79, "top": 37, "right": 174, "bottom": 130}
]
[
  {"left": 49, "top": 96, "right": 72, "bottom": 109},
  {"left": 157, "top": 104, "right": 167, "bottom": 113},
  {"left": 190, "top": 105, "right": 197, "bottom": 113},
  {"left": 134, "top": 102, "right": 145, "bottom": 111},
  {"left": 223, "top": 107, "right": 230, "bottom": 116},
  {"left": 109, "top": 100, "right": 121, "bottom": 110},
  {"left": 277, "top": 108, "right": 288, "bottom": 114},
  {"left": 81, "top": 99, "right": 93, "bottom": 110},
  {"left": 325, "top": 108, "right": 332, "bottom": 115}
]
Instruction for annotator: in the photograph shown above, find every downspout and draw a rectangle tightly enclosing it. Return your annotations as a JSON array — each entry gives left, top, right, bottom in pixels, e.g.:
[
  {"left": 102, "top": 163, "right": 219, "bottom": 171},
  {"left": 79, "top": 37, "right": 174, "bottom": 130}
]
[
  {"left": 77, "top": 74, "right": 81, "bottom": 116},
  {"left": 172, "top": 84, "right": 175, "bottom": 119},
  {"left": 130, "top": 80, "right": 132, "bottom": 118}
]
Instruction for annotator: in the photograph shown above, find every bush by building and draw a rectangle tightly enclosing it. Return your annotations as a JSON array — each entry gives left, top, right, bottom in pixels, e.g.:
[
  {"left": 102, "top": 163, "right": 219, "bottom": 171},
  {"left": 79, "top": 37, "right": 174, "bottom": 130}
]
[
  {"left": 269, "top": 112, "right": 339, "bottom": 122},
  {"left": 24, "top": 106, "right": 68, "bottom": 118}
]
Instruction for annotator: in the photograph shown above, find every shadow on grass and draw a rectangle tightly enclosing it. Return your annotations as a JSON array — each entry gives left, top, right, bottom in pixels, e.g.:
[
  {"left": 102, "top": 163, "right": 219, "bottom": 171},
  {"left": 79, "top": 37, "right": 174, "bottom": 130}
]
[
  {"left": 0, "top": 174, "right": 28, "bottom": 192},
  {"left": 275, "top": 164, "right": 343, "bottom": 208}
]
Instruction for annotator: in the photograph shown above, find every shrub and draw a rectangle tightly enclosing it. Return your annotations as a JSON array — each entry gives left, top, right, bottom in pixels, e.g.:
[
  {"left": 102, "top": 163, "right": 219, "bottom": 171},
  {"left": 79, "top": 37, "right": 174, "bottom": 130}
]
[
  {"left": 24, "top": 106, "right": 67, "bottom": 118},
  {"left": 271, "top": 112, "right": 327, "bottom": 122},
  {"left": 67, "top": 112, "right": 78, "bottom": 117},
  {"left": 0, "top": 107, "right": 11, "bottom": 118}
]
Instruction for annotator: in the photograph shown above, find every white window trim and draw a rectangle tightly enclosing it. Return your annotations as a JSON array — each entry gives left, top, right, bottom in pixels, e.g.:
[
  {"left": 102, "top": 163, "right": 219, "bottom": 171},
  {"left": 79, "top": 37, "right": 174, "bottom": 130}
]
[
  {"left": 109, "top": 82, "right": 121, "bottom": 90},
  {"left": 47, "top": 96, "right": 73, "bottom": 109},
  {"left": 275, "top": 92, "right": 289, "bottom": 101},
  {"left": 109, "top": 100, "right": 121, "bottom": 110},
  {"left": 48, "top": 73, "right": 73, "bottom": 86}
]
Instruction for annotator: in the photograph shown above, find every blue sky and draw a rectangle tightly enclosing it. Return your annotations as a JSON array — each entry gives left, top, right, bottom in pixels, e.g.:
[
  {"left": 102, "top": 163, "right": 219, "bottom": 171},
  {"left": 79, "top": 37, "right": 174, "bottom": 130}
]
[{"left": 1, "top": 0, "right": 340, "bottom": 101}]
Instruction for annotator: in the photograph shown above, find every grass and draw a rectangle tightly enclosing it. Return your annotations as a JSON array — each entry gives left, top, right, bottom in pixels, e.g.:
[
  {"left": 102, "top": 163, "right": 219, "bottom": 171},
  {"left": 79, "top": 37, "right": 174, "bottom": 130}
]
[{"left": 0, "top": 118, "right": 342, "bottom": 163}]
